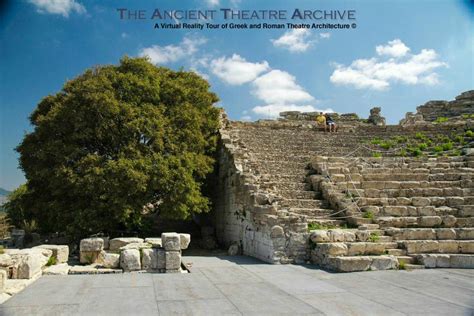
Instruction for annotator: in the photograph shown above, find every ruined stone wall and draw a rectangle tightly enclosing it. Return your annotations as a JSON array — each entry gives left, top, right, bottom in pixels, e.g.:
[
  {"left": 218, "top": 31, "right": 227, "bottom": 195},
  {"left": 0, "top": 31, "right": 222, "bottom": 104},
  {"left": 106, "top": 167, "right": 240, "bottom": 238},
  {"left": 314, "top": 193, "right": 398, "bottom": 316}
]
[{"left": 414, "top": 90, "right": 474, "bottom": 122}]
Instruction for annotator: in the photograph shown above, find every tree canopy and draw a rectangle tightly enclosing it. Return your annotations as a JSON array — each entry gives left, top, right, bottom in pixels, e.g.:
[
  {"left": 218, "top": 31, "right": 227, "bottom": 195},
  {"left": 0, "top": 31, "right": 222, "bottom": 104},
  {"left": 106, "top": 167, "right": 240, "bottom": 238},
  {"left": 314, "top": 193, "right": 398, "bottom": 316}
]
[{"left": 9, "top": 57, "right": 220, "bottom": 238}]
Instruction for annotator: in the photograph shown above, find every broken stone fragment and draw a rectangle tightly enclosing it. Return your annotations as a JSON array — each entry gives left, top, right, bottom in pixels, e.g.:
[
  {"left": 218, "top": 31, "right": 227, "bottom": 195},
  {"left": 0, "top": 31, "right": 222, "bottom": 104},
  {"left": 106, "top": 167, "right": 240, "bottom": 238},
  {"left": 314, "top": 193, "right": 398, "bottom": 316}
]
[
  {"left": 162, "top": 233, "right": 180, "bottom": 251},
  {"left": 34, "top": 245, "right": 69, "bottom": 263},
  {"left": 179, "top": 233, "right": 191, "bottom": 250},
  {"left": 120, "top": 249, "right": 141, "bottom": 272},
  {"left": 80, "top": 238, "right": 104, "bottom": 252},
  {"left": 109, "top": 238, "right": 144, "bottom": 251}
]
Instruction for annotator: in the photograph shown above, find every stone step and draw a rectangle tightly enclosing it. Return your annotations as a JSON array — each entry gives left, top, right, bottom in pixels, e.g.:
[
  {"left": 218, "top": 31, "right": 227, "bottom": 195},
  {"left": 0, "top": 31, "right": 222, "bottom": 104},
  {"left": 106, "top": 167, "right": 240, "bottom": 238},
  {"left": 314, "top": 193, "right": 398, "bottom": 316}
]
[
  {"left": 397, "top": 256, "right": 415, "bottom": 265},
  {"left": 377, "top": 216, "right": 474, "bottom": 228},
  {"left": 400, "top": 240, "right": 474, "bottom": 255},
  {"left": 403, "top": 263, "right": 425, "bottom": 270},
  {"left": 414, "top": 253, "right": 474, "bottom": 268},
  {"left": 278, "top": 190, "right": 318, "bottom": 199},
  {"left": 358, "top": 196, "right": 471, "bottom": 208},
  {"left": 384, "top": 227, "right": 474, "bottom": 241},
  {"left": 280, "top": 198, "right": 326, "bottom": 209},
  {"left": 287, "top": 207, "right": 335, "bottom": 216},
  {"left": 386, "top": 248, "right": 407, "bottom": 256},
  {"left": 307, "top": 219, "right": 347, "bottom": 227},
  {"left": 313, "top": 255, "right": 398, "bottom": 272}
]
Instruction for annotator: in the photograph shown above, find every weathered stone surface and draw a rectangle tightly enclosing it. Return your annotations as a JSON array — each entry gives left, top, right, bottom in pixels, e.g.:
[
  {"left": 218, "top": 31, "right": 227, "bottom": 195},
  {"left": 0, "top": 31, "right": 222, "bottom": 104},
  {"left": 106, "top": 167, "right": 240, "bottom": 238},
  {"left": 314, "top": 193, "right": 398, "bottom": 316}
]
[
  {"left": 156, "top": 249, "right": 166, "bottom": 270},
  {"left": 68, "top": 265, "right": 122, "bottom": 275},
  {"left": 179, "top": 233, "right": 191, "bottom": 250},
  {"left": 8, "top": 248, "right": 52, "bottom": 279},
  {"left": 343, "top": 231, "right": 356, "bottom": 242},
  {"left": 450, "top": 254, "right": 474, "bottom": 268},
  {"left": 228, "top": 243, "right": 240, "bottom": 256},
  {"left": 119, "top": 242, "right": 151, "bottom": 251},
  {"left": 165, "top": 251, "right": 181, "bottom": 270},
  {"left": 0, "top": 254, "right": 12, "bottom": 267},
  {"left": 120, "top": 249, "right": 141, "bottom": 271},
  {"left": 436, "top": 229, "right": 456, "bottom": 240},
  {"left": 370, "top": 256, "right": 398, "bottom": 270},
  {"left": 270, "top": 225, "right": 284, "bottom": 238},
  {"left": 418, "top": 216, "right": 442, "bottom": 227},
  {"left": 101, "top": 252, "right": 120, "bottom": 269},
  {"left": 162, "top": 233, "right": 180, "bottom": 251},
  {"left": 0, "top": 270, "right": 6, "bottom": 294},
  {"left": 347, "top": 243, "right": 366, "bottom": 256},
  {"left": 310, "top": 230, "right": 329, "bottom": 243},
  {"left": 100, "top": 237, "right": 110, "bottom": 250},
  {"left": 365, "top": 243, "right": 385, "bottom": 255},
  {"left": 35, "top": 245, "right": 69, "bottom": 263},
  {"left": 332, "top": 256, "right": 372, "bottom": 272},
  {"left": 109, "top": 238, "right": 144, "bottom": 251},
  {"left": 43, "top": 263, "right": 70, "bottom": 275},
  {"left": 80, "top": 251, "right": 101, "bottom": 264},
  {"left": 329, "top": 230, "right": 345, "bottom": 242},
  {"left": 141, "top": 248, "right": 156, "bottom": 270},
  {"left": 316, "top": 243, "right": 348, "bottom": 256},
  {"left": 144, "top": 238, "right": 162, "bottom": 248},
  {"left": 80, "top": 238, "right": 104, "bottom": 252}
]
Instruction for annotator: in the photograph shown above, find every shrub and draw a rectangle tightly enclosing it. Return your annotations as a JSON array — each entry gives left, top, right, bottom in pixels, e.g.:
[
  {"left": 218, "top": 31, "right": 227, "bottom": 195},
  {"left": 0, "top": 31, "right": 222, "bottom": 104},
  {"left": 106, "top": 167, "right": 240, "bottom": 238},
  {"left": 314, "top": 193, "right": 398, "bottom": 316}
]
[
  {"left": 433, "top": 145, "right": 443, "bottom": 153},
  {"left": 442, "top": 142, "right": 453, "bottom": 151},
  {"left": 466, "top": 130, "right": 474, "bottom": 137},
  {"left": 0, "top": 245, "right": 4, "bottom": 255},
  {"left": 399, "top": 149, "right": 407, "bottom": 157},
  {"left": 363, "top": 211, "right": 374, "bottom": 219},
  {"left": 371, "top": 138, "right": 382, "bottom": 145},
  {"left": 372, "top": 152, "right": 382, "bottom": 158},
  {"left": 454, "top": 135, "right": 464, "bottom": 144},
  {"left": 380, "top": 141, "right": 393, "bottom": 150},
  {"left": 394, "top": 136, "right": 408, "bottom": 144},
  {"left": 434, "top": 117, "right": 449, "bottom": 124},
  {"left": 415, "top": 132, "right": 426, "bottom": 140},
  {"left": 46, "top": 256, "right": 57, "bottom": 266},
  {"left": 368, "top": 232, "right": 380, "bottom": 242},
  {"left": 418, "top": 143, "right": 428, "bottom": 151}
]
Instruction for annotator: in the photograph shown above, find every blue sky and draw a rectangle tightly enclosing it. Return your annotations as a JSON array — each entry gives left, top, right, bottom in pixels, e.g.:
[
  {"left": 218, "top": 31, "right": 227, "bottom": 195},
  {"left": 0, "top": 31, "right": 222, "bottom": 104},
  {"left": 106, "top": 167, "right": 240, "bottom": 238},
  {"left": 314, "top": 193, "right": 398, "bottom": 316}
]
[{"left": 0, "top": 0, "right": 473, "bottom": 190}]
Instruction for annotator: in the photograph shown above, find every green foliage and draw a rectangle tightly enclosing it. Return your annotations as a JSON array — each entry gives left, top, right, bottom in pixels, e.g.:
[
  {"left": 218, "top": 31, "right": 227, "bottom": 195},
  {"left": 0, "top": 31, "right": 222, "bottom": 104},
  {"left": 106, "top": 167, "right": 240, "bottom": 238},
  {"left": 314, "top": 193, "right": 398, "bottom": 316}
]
[
  {"left": 398, "top": 261, "right": 406, "bottom": 270},
  {"left": 394, "top": 136, "right": 408, "bottom": 144},
  {"left": 442, "top": 142, "right": 453, "bottom": 151},
  {"left": 418, "top": 143, "right": 428, "bottom": 151},
  {"left": 434, "top": 117, "right": 449, "bottom": 124},
  {"left": 415, "top": 132, "right": 426, "bottom": 140},
  {"left": 399, "top": 149, "right": 407, "bottom": 157},
  {"left": 0, "top": 245, "right": 4, "bottom": 254},
  {"left": 307, "top": 222, "right": 337, "bottom": 231},
  {"left": 466, "top": 130, "right": 474, "bottom": 137},
  {"left": 380, "top": 141, "right": 394, "bottom": 150},
  {"left": 370, "top": 138, "right": 382, "bottom": 145},
  {"left": 372, "top": 152, "right": 382, "bottom": 158},
  {"left": 12, "top": 57, "right": 220, "bottom": 239},
  {"left": 433, "top": 145, "right": 443, "bottom": 152},
  {"left": 454, "top": 135, "right": 464, "bottom": 144},
  {"left": 46, "top": 256, "right": 57, "bottom": 266},
  {"left": 363, "top": 211, "right": 374, "bottom": 219},
  {"left": 368, "top": 232, "right": 380, "bottom": 242}
]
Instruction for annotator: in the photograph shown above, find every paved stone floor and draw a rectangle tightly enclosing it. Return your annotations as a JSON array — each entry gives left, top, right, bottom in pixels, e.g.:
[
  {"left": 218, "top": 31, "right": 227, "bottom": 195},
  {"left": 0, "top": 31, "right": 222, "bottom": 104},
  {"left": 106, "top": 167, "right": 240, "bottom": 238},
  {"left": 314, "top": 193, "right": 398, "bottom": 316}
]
[{"left": 1, "top": 255, "right": 473, "bottom": 315}]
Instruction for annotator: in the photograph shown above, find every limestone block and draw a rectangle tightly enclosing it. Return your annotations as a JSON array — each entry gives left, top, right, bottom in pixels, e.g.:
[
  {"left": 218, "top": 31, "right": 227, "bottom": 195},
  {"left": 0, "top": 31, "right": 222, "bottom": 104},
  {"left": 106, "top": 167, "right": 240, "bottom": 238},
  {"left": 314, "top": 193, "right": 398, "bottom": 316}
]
[
  {"left": 0, "top": 254, "right": 12, "bottom": 267},
  {"left": 343, "top": 231, "right": 356, "bottom": 242},
  {"left": 310, "top": 230, "right": 329, "bottom": 243},
  {"left": 162, "top": 233, "right": 181, "bottom": 251},
  {"left": 80, "top": 251, "right": 101, "bottom": 264},
  {"left": 370, "top": 256, "right": 398, "bottom": 270},
  {"left": 450, "top": 254, "right": 474, "bottom": 268},
  {"left": 446, "top": 197, "right": 464, "bottom": 207},
  {"left": 334, "top": 256, "right": 372, "bottom": 272},
  {"left": 416, "top": 254, "right": 436, "bottom": 268},
  {"left": 10, "top": 248, "right": 52, "bottom": 279},
  {"left": 457, "top": 228, "right": 474, "bottom": 240},
  {"left": 436, "top": 229, "right": 456, "bottom": 240},
  {"left": 43, "top": 263, "right": 70, "bottom": 275},
  {"left": 356, "top": 230, "right": 370, "bottom": 242},
  {"left": 412, "top": 197, "right": 430, "bottom": 207},
  {"left": 418, "top": 216, "right": 442, "bottom": 227},
  {"left": 384, "top": 206, "right": 407, "bottom": 216},
  {"left": 141, "top": 248, "right": 156, "bottom": 270},
  {"left": 407, "top": 228, "right": 436, "bottom": 240},
  {"left": 165, "top": 251, "right": 181, "bottom": 270},
  {"left": 418, "top": 206, "right": 436, "bottom": 216},
  {"left": 179, "top": 234, "right": 191, "bottom": 250},
  {"left": 156, "top": 249, "right": 166, "bottom": 270},
  {"left": 109, "top": 238, "right": 144, "bottom": 251},
  {"left": 435, "top": 254, "right": 451, "bottom": 268},
  {"left": 328, "top": 230, "right": 345, "bottom": 242},
  {"left": 442, "top": 215, "right": 457, "bottom": 227},
  {"left": 316, "top": 243, "right": 348, "bottom": 256},
  {"left": 438, "top": 241, "right": 459, "bottom": 253},
  {"left": 347, "top": 243, "right": 366, "bottom": 256},
  {"left": 101, "top": 252, "right": 120, "bottom": 269},
  {"left": 144, "top": 238, "right": 162, "bottom": 248},
  {"left": 270, "top": 225, "right": 284, "bottom": 238},
  {"left": 459, "top": 241, "right": 474, "bottom": 254},
  {"left": 0, "top": 270, "right": 6, "bottom": 294},
  {"left": 80, "top": 238, "right": 104, "bottom": 252},
  {"left": 365, "top": 243, "right": 385, "bottom": 255},
  {"left": 35, "top": 245, "right": 69, "bottom": 263},
  {"left": 119, "top": 242, "right": 151, "bottom": 251},
  {"left": 120, "top": 249, "right": 141, "bottom": 272}
]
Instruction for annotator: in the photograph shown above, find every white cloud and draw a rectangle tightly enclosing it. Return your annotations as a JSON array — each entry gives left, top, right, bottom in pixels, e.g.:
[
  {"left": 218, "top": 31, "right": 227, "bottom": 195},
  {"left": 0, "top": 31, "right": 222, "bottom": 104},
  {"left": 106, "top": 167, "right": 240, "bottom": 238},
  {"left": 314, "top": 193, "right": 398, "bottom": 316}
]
[
  {"left": 28, "top": 0, "right": 86, "bottom": 17},
  {"left": 252, "top": 104, "right": 333, "bottom": 119},
  {"left": 206, "top": 0, "right": 219, "bottom": 6},
  {"left": 376, "top": 39, "right": 410, "bottom": 58},
  {"left": 251, "top": 70, "right": 314, "bottom": 104},
  {"left": 330, "top": 39, "right": 447, "bottom": 90},
  {"left": 271, "top": 29, "right": 314, "bottom": 53},
  {"left": 320, "top": 32, "right": 331, "bottom": 39},
  {"left": 139, "top": 35, "right": 207, "bottom": 65},
  {"left": 210, "top": 54, "right": 270, "bottom": 85}
]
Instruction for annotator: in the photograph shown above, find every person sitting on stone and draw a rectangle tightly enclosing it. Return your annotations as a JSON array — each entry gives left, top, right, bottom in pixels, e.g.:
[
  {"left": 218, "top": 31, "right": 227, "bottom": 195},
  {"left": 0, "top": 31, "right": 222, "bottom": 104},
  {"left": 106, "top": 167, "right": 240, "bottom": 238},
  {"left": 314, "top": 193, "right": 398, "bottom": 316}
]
[
  {"left": 325, "top": 113, "right": 337, "bottom": 132},
  {"left": 315, "top": 112, "right": 327, "bottom": 131}
]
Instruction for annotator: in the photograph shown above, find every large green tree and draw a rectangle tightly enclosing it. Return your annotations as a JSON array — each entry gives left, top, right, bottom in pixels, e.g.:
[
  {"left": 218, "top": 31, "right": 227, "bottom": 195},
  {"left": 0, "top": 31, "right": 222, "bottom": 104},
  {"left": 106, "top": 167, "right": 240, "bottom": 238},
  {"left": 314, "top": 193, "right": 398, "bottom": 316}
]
[{"left": 11, "top": 57, "right": 220, "bottom": 238}]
